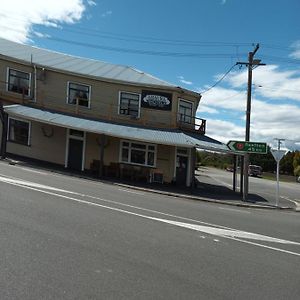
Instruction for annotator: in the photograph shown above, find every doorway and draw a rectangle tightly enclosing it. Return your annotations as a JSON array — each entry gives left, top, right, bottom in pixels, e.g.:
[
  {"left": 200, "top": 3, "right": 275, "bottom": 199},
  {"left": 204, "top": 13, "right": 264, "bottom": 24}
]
[
  {"left": 176, "top": 155, "right": 188, "bottom": 185},
  {"left": 66, "top": 129, "right": 85, "bottom": 171}
]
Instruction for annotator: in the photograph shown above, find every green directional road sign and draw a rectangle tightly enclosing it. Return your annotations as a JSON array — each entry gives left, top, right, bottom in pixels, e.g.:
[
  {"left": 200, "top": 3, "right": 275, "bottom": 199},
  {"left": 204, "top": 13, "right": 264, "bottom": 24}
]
[{"left": 227, "top": 140, "right": 267, "bottom": 154}]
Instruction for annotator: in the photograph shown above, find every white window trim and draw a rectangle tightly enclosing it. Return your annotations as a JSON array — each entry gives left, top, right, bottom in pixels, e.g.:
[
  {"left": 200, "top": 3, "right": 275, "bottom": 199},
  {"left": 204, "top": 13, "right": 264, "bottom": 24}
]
[
  {"left": 6, "top": 67, "right": 32, "bottom": 97},
  {"left": 178, "top": 98, "right": 194, "bottom": 122},
  {"left": 119, "top": 139, "right": 156, "bottom": 167},
  {"left": 118, "top": 91, "right": 141, "bottom": 118},
  {"left": 66, "top": 81, "right": 91, "bottom": 109},
  {"left": 65, "top": 128, "right": 86, "bottom": 171},
  {"left": 7, "top": 116, "right": 31, "bottom": 146}
]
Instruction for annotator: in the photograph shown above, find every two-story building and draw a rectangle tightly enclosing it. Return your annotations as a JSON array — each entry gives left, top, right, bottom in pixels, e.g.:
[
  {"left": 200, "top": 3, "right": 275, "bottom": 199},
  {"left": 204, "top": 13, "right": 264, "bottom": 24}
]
[{"left": 0, "top": 38, "right": 228, "bottom": 186}]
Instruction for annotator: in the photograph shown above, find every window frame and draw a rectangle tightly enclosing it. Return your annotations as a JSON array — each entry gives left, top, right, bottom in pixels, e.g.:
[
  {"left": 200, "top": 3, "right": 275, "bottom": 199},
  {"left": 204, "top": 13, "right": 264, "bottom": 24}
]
[
  {"left": 7, "top": 117, "right": 31, "bottom": 146},
  {"left": 119, "top": 140, "right": 156, "bottom": 167},
  {"left": 7, "top": 67, "right": 31, "bottom": 97},
  {"left": 118, "top": 91, "right": 141, "bottom": 118},
  {"left": 66, "top": 81, "right": 91, "bottom": 108},
  {"left": 178, "top": 98, "right": 194, "bottom": 124}
]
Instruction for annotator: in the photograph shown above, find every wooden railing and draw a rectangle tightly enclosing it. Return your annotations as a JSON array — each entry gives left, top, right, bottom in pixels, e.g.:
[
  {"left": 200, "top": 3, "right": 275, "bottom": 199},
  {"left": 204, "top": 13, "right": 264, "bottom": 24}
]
[{"left": 177, "top": 113, "right": 206, "bottom": 135}]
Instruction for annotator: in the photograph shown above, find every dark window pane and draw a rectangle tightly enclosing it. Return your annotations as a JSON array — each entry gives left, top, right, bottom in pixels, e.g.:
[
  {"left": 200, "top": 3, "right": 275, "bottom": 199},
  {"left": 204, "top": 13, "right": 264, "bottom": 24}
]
[
  {"left": 147, "top": 152, "right": 154, "bottom": 166},
  {"left": 131, "top": 149, "right": 145, "bottom": 164},
  {"left": 131, "top": 143, "right": 146, "bottom": 149},
  {"left": 70, "top": 129, "right": 84, "bottom": 137},
  {"left": 68, "top": 83, "right": 90, "bottom": 107},
  {"left": 119, "top": 92, "right": 140, "bottom": 116},
  {"left": 122, "top": 148, "right": 129, "bottom": 162},
  {"left": 8, "top": 69, "right": 30, "bottom": 96},
  {"left": 9, "top": 119, "right": 29, "bottom": 145}
]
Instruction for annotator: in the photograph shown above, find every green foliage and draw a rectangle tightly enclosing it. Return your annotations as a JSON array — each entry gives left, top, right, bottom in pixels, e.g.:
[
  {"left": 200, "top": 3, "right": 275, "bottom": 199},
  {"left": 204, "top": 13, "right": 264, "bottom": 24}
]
[
  {"left": 294, "top": 165, "right": 300, "bottom": 176},
  {"left": 249, "top": 146, "right": 275, "bottom": 172},
  {"left": 280, "top": 151, "right": 294, "bottom": 174},
  {"left": 197, "top": 148, "right": 300, "bottom": 176},
  {"left": 293, "top": 151, "right": 300, "bottom": 169},
  {"left": 196, "top": 151, "right": 233, "bottom": 169}
]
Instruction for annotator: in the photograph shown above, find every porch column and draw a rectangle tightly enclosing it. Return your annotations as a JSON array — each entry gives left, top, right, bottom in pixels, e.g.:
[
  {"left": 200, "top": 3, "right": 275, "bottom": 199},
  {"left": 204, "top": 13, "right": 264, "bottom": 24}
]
[
  {"left": 98, "top": 134, "right": 105, "bottom": 178},
  {"left": 0, "top": 104, "right": 7, "bottom": 159}
]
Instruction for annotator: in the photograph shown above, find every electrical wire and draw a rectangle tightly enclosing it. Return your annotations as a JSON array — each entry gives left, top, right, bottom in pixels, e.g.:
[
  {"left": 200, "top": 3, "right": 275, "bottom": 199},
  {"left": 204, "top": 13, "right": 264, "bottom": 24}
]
[{"left": 199, "top": 64, "right": 238, "bottom": 94}]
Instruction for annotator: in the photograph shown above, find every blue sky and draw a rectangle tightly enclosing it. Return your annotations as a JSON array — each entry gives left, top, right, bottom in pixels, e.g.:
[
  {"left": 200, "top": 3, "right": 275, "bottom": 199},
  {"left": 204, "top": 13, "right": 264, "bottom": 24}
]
[{"left": 1, "top": 0, "right": 300, "bottom": 149}]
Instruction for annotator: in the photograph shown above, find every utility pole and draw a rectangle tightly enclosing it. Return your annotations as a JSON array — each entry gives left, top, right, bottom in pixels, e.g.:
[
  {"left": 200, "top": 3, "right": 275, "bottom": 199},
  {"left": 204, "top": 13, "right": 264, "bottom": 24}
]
[{"left": 237, "top": 44, "right": 265, "bottom": 201}]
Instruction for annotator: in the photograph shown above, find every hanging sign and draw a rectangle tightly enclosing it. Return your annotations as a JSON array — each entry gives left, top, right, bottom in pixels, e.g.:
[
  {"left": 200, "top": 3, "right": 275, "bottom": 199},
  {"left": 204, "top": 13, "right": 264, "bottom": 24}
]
[{"left": 141, "top": 90, "right": 172, "bottom": 111}]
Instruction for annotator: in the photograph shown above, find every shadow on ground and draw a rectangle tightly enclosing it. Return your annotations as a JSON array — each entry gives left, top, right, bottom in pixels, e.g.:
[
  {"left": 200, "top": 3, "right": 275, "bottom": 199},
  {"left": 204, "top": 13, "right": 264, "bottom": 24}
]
[{"left": 3, "top": 154, "right": 270, "bottom": 205}]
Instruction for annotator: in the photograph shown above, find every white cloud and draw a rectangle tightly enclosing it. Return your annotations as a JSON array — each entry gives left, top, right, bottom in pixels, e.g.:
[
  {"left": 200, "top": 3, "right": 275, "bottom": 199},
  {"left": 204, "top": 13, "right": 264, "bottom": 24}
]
[
  {"left": 197, "top": 105, "right": 219, "bottom": 114},
  {"left": 290, "top": 40, "right": 300, "bottom": 59},
  {"left": 87, "top": 0, "right": 97, "bottom": 6},
  {"left": 197, "top": 63, "right": 300, "bottom": 149},
  {"left": 0, "top": 0, "right": 87, "bottom": 43},
  {"left": 225, "top": 65, "right": 300, "bottom": 101},
  {"left": 101, "top": 10, "right": 112, "bottom": 18},
  {"left": 178, "top": 75, "right": 193, "bottom": 85},
  {"left": 198, "top": 87, "right": 247, "bottom": 112}
]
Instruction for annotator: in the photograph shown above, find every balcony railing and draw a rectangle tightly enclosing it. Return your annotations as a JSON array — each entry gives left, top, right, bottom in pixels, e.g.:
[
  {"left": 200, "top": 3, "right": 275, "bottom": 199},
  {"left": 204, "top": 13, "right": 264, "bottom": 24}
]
[{"left": 177, "top": 113, "right": 206, "bottom": 135}]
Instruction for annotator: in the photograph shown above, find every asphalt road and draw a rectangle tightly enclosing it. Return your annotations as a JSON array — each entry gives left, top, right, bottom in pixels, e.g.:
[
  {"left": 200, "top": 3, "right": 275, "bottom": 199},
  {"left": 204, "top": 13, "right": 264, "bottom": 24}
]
[
  {"left": 0, "top": 161, "right": 299, "bottom": 299},
  {"left": 197, "top": 167, "right": 300, "bottom": 209}
]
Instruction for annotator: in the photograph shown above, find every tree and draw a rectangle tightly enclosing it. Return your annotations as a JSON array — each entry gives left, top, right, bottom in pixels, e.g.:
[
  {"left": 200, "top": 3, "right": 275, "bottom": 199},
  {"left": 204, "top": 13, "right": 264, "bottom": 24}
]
[
  {"left": 293, "top": 151, "right": 300, "bottom": 175},
  {"left": 280, "top": 151, "right": 294, "bottom": 175}
]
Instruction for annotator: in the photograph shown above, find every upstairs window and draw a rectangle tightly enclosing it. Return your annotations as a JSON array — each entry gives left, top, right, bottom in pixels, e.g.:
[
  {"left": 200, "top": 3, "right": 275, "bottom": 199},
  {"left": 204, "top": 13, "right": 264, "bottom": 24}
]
[
  {"left": 178, "top": 99, "right": 193, "bottom": 124},
  {"left": 119, "top": 92, "right": 140, "bottom": 118},
  {"left": 67, "top": 82, "right": 90, "bottom": 108},
  {"left": 7, "top": 68, "right": 31, "bottom": 96},
  {"left": 8, "top": 118, "right": 31, "bottom": 146}
]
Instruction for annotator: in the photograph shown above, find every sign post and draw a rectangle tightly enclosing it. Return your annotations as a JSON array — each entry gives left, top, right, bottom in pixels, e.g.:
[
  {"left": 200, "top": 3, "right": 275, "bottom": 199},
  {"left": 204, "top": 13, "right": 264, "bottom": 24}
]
[
  {"left": 227, "top": 141, "right": 267, "bottom": 154},
  {"left": 227, "top": 140, "right": 267, "bottom": 201},
  {"left": 270, "top": 149, "right": 286, "bottom": 207}
]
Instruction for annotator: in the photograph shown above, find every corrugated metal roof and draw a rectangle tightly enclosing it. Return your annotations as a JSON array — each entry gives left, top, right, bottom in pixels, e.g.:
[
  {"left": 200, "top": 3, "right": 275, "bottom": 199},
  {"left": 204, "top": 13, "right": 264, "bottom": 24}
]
[
  {"left": 0, "top": 38, "right": 176, "bottom": 88},
  {"left": 4, "top": 105, "right": 229, "bottom": 152}
]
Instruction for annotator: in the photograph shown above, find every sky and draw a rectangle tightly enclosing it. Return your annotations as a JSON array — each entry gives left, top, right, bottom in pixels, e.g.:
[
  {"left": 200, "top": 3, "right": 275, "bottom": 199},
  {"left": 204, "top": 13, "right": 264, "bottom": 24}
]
[{"left": 1, "top": 0, "right": 300, "bottom": 150}]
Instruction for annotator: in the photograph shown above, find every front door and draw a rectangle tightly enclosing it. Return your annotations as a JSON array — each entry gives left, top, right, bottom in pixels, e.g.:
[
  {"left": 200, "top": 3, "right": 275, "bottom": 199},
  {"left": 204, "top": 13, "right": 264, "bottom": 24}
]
[
  {"left": 68, "top": 138, "right": 83, "bottom": 171},
  {"left": 176, "top": 155, "right": 188, "bottom": 185}
]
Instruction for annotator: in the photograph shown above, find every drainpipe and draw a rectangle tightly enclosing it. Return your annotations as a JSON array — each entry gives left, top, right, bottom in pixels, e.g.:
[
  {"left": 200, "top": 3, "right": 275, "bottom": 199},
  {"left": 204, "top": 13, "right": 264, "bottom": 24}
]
[{"left": 33, "top": 64, "right": 37, "bottom": 102}]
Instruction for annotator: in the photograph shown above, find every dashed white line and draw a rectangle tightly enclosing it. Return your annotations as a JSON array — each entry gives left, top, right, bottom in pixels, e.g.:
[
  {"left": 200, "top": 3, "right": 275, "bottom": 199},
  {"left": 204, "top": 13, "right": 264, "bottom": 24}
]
[
  {"left": 118, "top": 188, "right": 145, "bottom": 195},
  {"left": 218, "top": 207, "right": 251, "bottom": 214}
]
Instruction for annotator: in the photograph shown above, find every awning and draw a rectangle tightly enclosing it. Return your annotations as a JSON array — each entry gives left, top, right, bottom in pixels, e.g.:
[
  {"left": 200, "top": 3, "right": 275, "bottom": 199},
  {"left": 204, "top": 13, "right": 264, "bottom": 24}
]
[{"left": 4, "top": 105, "right": 230, "bottom": 152}]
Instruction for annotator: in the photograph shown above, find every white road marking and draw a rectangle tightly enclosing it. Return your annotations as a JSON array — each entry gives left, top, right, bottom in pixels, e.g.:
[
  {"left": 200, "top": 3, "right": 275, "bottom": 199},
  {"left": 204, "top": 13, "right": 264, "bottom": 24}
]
[
  {"left": 1, "top": 175, "right": 300, "bottom": 257},
  {"left": 20, "top": 168, "right": 48, "bottom": 175},
  {"left": 118, "top": 188, "right": 145, "bottom": 195},
  {"left": 281, "top": 196, "right": 300, "bottom": 207},
  {"left": 218, "top": 207, "right": 251, "bottom": 214},
  {"left": 210, "top": 177, "right": 232, "bottom": 188},
  {"left": 0, "top": 175, "right": 78, "bottom": 194}
]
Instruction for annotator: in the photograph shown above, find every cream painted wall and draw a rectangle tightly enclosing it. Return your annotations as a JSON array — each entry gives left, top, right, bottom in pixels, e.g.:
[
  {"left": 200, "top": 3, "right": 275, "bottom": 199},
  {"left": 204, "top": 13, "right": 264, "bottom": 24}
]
[{"left": 6, "top": 120, "right": 66, "bottom": 165}]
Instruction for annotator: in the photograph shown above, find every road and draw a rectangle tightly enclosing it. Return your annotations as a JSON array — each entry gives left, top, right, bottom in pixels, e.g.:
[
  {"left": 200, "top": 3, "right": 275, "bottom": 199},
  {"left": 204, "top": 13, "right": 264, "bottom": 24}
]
[
  {"left": 198, "top": 167, "right": 300, "bottom": 209},
  {"left": 0, "top": 161, "right": 299, "bottom": 299}
]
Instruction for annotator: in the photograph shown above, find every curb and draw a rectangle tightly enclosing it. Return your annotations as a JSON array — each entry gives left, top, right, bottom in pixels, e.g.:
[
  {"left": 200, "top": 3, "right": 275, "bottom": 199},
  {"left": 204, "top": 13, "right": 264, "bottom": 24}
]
[
  {"left": 112, "top": 182, "right": 293, "bottom": 211},
  {"left": 1, "top": 159, "right": 296, "bottom": 211}
]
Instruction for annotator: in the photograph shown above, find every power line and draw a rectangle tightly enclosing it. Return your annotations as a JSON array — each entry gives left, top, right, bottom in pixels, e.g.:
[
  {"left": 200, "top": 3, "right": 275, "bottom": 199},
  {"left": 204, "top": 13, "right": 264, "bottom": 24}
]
[
  {"left": 35, "top": 35, "right": 246, "bottom": 59},
  {"left": 199, "top": 63, "right": 238, "bottom": 94}
]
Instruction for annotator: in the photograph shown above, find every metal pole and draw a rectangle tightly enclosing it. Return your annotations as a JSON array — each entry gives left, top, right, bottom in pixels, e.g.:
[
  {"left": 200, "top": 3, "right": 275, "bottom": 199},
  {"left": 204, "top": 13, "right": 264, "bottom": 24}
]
[
  {"left": 240, "top": 156, "right": 244, "bottom": 196},
  {"left": 276, "top": 160, "right": 279, "bottom": 206},
  {"left": 233, "top": 154, "right": 237, "bottom": 192}
]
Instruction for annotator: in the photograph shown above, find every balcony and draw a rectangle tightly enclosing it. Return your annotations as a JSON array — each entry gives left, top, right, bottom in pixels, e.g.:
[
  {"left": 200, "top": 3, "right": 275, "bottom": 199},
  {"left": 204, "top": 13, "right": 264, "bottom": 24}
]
[{"left": 177, "top": 113, "right": 206, "bottom": 135}]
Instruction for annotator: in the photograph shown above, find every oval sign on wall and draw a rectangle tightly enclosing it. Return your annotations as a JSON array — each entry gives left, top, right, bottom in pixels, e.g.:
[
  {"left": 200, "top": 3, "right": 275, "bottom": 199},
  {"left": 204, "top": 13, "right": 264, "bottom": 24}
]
[{"left": 141, "top": 90, "right": 172, "bottom": 111}]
